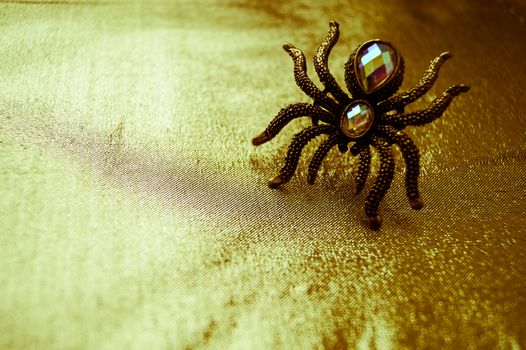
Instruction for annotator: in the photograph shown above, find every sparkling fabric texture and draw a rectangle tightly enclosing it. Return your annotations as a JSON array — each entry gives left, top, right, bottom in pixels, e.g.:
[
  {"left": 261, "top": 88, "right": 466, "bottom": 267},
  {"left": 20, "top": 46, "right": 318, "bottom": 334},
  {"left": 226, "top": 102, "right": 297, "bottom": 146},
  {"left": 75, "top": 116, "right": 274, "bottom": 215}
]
[{"left": 0, "top": 0, "right": 525, "bottom": 349}]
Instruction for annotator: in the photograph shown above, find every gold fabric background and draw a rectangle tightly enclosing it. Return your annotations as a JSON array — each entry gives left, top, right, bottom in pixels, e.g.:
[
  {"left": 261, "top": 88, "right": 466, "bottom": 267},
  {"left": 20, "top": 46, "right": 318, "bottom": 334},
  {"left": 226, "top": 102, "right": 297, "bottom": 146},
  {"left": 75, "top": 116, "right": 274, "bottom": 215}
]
[{"left": 1, "top": 0, "right": 525, "bottom": 349}]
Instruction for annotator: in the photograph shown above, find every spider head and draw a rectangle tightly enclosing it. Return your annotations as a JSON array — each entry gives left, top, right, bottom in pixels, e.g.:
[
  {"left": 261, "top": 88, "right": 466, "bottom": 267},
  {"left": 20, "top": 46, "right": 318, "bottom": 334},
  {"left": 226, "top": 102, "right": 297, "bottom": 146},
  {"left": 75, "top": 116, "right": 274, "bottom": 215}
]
[
  {"left": 339, "top": 99, "right": 375, "bottom": 139},
  {"left": 344, "top": 39, "right": 405, "bottom": 103}
]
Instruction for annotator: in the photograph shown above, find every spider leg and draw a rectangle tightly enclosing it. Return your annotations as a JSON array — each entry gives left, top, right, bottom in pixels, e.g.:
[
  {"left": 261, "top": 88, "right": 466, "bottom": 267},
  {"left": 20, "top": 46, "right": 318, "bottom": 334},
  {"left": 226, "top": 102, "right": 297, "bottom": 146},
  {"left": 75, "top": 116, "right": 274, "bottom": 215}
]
[
  {"left": 313, "top": 21, "right": 351, "bottom": 105},
  {"left": 382, "top": 84, "right": 470, "bottom": 127},
  {"left": 252, "top": 103, "right": 339, "bottom": 146},
  {"left": 378, "top": 52, "right": 453, "bottom": 113},
  {"left": 365, "top": 136, "right": 395, "bottom": 230},
  {"left": 379, "top": 125, "right": 423, "bottom": 210},
  {"left": 283, "top": 43, "right": 341, "bottom": 113},
  {"left": 268, "top": 124, "right": 337, "bottom": 188},
  {"left": 355, "top": 144, "right": 371, "bottom": 194},
  {"left": 307, "top": 133, "right": 342, "bottom": 185}
]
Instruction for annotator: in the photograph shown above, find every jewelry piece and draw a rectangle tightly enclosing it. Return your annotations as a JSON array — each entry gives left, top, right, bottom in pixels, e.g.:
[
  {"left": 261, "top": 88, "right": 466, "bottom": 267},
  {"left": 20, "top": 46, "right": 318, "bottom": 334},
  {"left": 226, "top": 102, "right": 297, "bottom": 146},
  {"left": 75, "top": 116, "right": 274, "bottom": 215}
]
[{"left": 252, "top": 21, "right": 469, "bottom": 230}]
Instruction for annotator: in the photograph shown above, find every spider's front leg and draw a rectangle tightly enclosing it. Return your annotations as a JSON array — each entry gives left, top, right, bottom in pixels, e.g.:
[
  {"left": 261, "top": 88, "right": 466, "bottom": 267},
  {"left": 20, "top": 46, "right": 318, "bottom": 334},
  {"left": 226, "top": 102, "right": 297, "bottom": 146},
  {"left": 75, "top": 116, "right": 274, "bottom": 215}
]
[
  {"left": 381, "top": 84, "right": 470, "bottom": 127},
  {"left": 307, "top": 133, "right": 344, "bottom": 185},
  {"left": 268, "top": 124, "right": 337, "bottom": 188},
  {"left": 352, "top": 144, "right": 371, "bottom": 195},
  {"left": 283, "top": 43, "right": 341, "bottom": 113},
  {"left": 378, "top": 52, "right": 453, "bottom": 114},
  {"left": 252, "top": 103, "right": 339, "bottom": 146},
  {"left": 365, "top": 136, "right": 395, "bottom": 230},
  {"left": 378, "top": 125, "right": 423, "bottom": 210}
]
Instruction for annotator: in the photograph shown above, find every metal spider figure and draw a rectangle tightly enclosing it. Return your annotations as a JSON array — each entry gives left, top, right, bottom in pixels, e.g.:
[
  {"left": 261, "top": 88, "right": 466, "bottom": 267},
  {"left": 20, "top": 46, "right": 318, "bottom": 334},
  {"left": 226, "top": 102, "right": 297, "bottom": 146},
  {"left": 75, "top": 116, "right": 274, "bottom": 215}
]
[{"left": 252, "top": 21, "right": 469, "bottom": 230}]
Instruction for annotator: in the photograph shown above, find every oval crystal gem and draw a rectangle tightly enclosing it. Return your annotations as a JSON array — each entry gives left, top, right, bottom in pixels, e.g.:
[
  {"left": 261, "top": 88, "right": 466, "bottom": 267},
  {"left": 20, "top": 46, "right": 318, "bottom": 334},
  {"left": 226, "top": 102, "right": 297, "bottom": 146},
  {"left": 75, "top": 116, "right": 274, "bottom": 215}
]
[
  {"left": 341, "top": 102, "right": 374, "bottom": 138},
  {"left": 356, "top": 41, "right": 398, "bottom": 93}
]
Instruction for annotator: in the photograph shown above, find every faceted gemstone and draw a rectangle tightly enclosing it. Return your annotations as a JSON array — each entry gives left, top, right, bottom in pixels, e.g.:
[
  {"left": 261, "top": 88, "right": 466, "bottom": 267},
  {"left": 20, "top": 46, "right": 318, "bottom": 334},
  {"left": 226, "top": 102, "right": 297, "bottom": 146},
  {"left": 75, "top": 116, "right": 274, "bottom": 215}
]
[
  {"left": 356, "top": 41, "right": 397, "bottom": 92},
  {"left": 341, "top": 102, "right": 374, "bottom": 138}
]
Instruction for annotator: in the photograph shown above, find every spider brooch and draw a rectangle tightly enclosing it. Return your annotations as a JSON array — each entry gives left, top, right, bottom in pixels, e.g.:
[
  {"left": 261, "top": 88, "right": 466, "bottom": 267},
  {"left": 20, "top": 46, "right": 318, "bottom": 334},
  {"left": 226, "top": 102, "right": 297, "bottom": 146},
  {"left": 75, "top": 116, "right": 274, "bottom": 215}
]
[{"left": 252, "top": 21, "right": 469, "bottom": 230}]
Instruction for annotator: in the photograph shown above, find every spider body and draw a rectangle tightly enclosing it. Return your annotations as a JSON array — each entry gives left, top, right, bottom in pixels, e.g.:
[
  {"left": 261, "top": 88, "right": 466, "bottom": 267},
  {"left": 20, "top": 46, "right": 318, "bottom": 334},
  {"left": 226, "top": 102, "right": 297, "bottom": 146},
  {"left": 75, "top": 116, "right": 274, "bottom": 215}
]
[{"left": 252, "top": 22, "right": 469, "bottom": 230}]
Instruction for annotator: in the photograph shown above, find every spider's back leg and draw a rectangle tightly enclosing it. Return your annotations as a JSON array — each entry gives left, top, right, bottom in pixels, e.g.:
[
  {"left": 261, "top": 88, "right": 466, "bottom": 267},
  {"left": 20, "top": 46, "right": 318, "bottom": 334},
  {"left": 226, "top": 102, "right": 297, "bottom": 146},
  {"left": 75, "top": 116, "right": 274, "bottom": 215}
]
[
  {"left": 313, "top": 21, "right": 350, "bottom": 105},
  {"left": 381, "top": 84, "right": 470, "bottom": 127},
  {"left": 378, "top": 52, "right": 453, "bottom": 113},
  {"left": 283, "top": 43, "right": 341, "bottom": 113}
]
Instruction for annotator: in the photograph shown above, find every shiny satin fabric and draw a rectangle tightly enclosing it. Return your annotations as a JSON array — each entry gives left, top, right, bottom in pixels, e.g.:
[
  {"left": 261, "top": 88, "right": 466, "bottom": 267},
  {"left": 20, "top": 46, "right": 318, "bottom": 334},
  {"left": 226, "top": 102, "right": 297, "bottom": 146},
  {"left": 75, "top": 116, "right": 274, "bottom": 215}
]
[{"left": 0, "top": 0, "right": 524, "bottom": 349}]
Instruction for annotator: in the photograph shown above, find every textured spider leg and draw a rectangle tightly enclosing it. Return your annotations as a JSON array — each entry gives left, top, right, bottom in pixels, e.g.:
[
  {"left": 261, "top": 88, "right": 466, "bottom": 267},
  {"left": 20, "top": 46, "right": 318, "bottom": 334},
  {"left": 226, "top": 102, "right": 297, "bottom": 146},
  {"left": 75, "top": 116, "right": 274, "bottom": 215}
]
[
  {"left": 268, "top": 124, "right": 337, "bottom": 188},
  {"left": 313, "top": 21, "right": 350, "bottom": 105},
  {"left": 365, "top": 136, "right": 395, "bottom": 230},
  {"left": 378, "top": 52, "right": 453, "bottom": 113},
  {"left": 252, "top": 103, "right": 339, "bottom": 146},
  {"left": 379, "top": 125, "right": 423, "bottom": 209},
  {"left": 382, "top": 84, "right": 470, "bottom": 127},
  {"left": 355, "top": 145, "right": 371, "bottom": 194},
  {"left": 283, "top": 43, "right": 341, "bottom": 113},
  {"left": 307, "top": 133, "right": 342, "bottom": 185}
]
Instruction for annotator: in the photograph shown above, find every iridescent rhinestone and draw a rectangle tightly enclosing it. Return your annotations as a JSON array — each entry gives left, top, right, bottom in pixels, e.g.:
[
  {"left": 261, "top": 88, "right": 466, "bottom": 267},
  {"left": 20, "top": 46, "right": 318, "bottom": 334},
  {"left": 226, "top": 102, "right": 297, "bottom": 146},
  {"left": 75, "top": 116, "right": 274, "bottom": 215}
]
[
  {"left": 356, "top": 41, "right": 398, "bottom": 93},
  {"left": 341, "top": 102, "right": 374, "bottom": 138}
]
